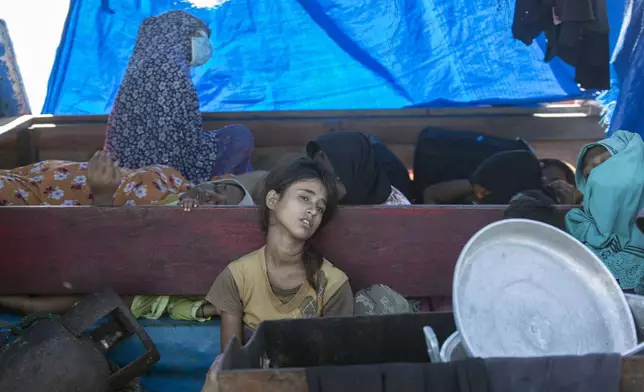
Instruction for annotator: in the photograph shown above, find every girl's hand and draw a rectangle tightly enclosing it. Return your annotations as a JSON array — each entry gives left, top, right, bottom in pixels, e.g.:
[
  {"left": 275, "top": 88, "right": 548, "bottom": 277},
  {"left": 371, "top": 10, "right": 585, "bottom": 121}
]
[
  {"left": 180, "top": 197, "right": 199, "bottom": 212},
  {"left": 88, "top": 151, "right": 121, "bottom": 206},
  {"left": 88, "top": 151, "right": 121, "bottom": 189}
]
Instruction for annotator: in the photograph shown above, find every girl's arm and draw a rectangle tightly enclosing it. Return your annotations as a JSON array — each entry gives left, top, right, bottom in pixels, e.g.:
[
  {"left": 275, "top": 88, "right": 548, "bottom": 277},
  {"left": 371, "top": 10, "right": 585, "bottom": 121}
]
[
  {"left": 87, "top": 151, "right": 121, "bottom": 207},
  {"left": 219, "top": 312, "right": 243, "bottom": 353},
  {"left": 423, "top": 179, "right": 473, "bottom": 204},
  {"left": 205, "top": 267, "right": 245, "bottom": 353}
]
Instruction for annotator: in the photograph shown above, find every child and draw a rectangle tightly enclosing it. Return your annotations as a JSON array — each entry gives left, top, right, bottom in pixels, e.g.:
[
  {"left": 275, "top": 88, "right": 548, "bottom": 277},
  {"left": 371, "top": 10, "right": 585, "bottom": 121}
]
[
  {"left": 88, "top": 151, "right": 260, "bottom": 210},
  {"left": 0, "top": 151, "right": 263, "bottom": 208},
  {"left": 205, "top": 156, "right": 353, "bottom": 353}
]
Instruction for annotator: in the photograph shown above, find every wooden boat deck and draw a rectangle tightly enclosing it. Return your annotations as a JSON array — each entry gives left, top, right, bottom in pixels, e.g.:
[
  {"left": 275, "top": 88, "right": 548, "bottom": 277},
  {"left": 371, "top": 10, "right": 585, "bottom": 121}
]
[
  {"left": 0, "top": 205, "right": 523, "bottom": 299},
  {"left": 0, "top": 107, "right": 626, "bottom": 392},
  {"left": 0, "top": 106, "right": 604, "bottom": 171}
]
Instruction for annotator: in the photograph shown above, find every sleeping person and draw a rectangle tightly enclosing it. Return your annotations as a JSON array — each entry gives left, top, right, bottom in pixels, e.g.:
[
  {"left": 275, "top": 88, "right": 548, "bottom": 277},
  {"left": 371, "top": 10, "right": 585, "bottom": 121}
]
[
  {"left": 0, "top": 152, "right": 265, "bottom": 208},
  {"left": 423, "top": 150, "right": 563, "bottom": 205},
  {"left": 87, "top": 151, "right": 262, "bottom": 209},
  {"left": 306, "top": 131, "right": 411, "bottom": 205}
]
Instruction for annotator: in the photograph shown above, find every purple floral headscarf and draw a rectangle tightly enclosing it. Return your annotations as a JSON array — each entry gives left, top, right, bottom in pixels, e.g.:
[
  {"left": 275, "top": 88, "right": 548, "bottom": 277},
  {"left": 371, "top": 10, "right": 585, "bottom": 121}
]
[{"left": 104, "top": 10, "right": 218, "bottom": 182}]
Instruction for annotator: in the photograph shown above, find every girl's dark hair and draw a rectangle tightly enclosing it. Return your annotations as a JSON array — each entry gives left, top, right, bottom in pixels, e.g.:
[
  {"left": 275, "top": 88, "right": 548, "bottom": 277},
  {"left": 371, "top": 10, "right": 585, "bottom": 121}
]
[
  {"left": 259, "top": 156, "right": 339, "bottom": 290},
  {"left": 503, "top": 190, "right": 566, "bottom": 231},
  {"left": 539, "top": 158, "right": 576, "bottom": 185}
]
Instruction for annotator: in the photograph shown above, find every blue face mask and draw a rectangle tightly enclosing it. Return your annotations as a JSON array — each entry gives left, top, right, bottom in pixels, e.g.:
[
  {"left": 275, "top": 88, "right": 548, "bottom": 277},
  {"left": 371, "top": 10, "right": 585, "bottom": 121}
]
[{"left": 190, "top": 30, "right": 213, "bottom": 67}]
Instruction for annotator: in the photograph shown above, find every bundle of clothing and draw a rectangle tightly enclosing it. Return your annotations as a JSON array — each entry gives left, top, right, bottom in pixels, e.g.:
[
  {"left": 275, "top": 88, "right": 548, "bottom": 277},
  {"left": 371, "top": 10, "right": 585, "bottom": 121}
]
[{"left": 512, "top": 0, "right": 610, "bottom": 90}]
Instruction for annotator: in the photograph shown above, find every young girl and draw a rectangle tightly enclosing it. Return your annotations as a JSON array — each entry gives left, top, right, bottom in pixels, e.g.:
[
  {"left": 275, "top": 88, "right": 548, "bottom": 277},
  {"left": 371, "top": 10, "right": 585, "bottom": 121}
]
[{"left": 206, "top": 156, "right": 354, "bottom": 352}]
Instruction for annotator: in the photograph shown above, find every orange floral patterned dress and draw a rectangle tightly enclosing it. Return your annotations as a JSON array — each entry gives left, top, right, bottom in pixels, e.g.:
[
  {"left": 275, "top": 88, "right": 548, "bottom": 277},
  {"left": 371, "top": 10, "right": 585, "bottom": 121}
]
[{"left": 0, "top": 160, "right": 191, "bottom": 206}]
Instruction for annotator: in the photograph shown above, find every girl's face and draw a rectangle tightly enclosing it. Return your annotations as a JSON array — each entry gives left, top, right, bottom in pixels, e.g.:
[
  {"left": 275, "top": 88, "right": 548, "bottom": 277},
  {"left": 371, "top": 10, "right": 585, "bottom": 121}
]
[
  {"left": 582, "top": 146, "right": 611, "bottom": 179},
  {"left": 269, "top": 179, "right": 328, "bottom": 241},
  {"left": 194, "top": 182, "right": 244, "bottom": 205}
]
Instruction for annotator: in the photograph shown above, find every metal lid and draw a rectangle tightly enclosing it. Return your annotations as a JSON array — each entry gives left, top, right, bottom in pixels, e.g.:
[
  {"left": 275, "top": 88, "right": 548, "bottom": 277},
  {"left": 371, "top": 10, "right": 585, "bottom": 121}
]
[{"left": 453, "top": 219, "right": 636, "bottom": 358}]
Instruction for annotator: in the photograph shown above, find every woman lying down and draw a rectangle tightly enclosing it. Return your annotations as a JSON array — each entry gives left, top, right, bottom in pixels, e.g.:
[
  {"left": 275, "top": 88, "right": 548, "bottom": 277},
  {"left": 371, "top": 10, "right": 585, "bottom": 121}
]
[
  {"left": 0, "top": 152, "right": 266, "bottom": 209},
  {"left": 0, "top": 157, "right": 413, "bottom": 336}
]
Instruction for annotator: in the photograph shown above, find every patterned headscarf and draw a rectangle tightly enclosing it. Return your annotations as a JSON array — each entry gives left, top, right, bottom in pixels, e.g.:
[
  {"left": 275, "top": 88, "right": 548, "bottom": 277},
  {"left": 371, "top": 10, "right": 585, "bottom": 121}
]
[{"left": 104, "top": 11, "right": 217, "bottom": 182}]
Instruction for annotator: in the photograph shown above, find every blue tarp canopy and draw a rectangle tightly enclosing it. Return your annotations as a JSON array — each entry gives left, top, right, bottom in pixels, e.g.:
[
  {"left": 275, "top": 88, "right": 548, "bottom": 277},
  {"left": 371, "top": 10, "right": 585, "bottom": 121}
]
[
  {"left": 43, "top": 0, "right": 623, "bottom": 114},
  {"left": 599, "top": 0, "right": 644, "bottom": 139}
]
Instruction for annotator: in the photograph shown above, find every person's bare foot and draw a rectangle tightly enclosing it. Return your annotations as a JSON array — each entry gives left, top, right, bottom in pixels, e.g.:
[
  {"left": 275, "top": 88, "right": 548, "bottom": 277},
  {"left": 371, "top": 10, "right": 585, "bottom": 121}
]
[{"left": 88, "top": 151, "right": 121, "bottom": 206}]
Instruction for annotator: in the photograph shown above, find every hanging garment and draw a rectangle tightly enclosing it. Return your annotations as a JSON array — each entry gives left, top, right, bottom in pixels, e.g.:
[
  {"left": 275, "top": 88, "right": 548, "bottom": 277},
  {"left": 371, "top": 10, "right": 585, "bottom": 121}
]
[{"left": 513, "top": 0, "right": 610, "bottom": 90}]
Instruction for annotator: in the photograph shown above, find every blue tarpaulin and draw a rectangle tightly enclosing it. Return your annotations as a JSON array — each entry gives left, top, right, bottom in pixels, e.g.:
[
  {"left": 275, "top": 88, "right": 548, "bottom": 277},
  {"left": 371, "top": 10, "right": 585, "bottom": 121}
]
[
  {"left": 599, "top": 0, "right": 644, "bottom": 139},
  {"left": 43, "top": 0, "right": 619, "bottom": 115}
]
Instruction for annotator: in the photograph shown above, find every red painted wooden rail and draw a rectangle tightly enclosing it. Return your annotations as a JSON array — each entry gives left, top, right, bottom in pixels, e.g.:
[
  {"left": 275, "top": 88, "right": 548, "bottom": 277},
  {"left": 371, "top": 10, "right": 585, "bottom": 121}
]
[{"left": 0, "top": 206, "right": 514, "bottom": 296}]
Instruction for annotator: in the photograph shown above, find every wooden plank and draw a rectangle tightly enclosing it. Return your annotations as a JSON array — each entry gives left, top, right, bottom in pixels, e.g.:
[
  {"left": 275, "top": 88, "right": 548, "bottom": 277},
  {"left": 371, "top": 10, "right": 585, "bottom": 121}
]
[
  {"left": 30, "top": 105, "right": 599, "bottom": 123},
  {"left": 218, "top": 369, "right": 307, "bottom": 392},
  {"left": 0, "top": 116, "right": 20, "bottom": 127},
  {"left": 0, "top": 115, "right": 33, "bottom": 138},
  {"left": 530, "top": 139, "right": 592, "bottom": 167},
  {"left": 216, "top": 357, "right": 644, "bottom": 392},
  {"left": 7, "top": 110, "right": 600, "bottom": 171},
  {"left": 32, "top": 113, "right": 603, "bottom": 146},
  {"left": 0, "top": 206, "right": 515, "bottom": 296},
  {"left": 32, "top": 140, "right": 587, "bottom": 173},
  {"left": 0, "top": 149, "right": 18, "bottom": 170},
  {"left": 0, "top": 115, "right": 34, "bottom": 168},
  {"left": 338, "top": 115, "right": 604, "bottom": 143},
  {"left": 29, "top": 116, "right": 601, "bottom": 168}
]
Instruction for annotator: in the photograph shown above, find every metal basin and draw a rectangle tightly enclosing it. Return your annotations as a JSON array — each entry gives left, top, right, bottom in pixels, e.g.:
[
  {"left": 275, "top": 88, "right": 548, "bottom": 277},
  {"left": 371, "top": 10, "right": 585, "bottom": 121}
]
[{"left": 453, "top": 219, "right": 637, "bottom": 358}]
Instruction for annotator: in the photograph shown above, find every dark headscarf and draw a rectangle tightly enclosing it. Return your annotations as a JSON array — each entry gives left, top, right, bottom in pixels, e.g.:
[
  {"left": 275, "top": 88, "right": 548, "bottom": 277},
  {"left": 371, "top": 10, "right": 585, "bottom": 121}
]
[
  {"left": 105, "top": 11, "right": 217, "bottom": 182},
  {"left": 307, "top": 131, "right": 391, "bottom": 205},
  {"left": 470, "top": 150, "right": 543, "bottom": 204}
]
